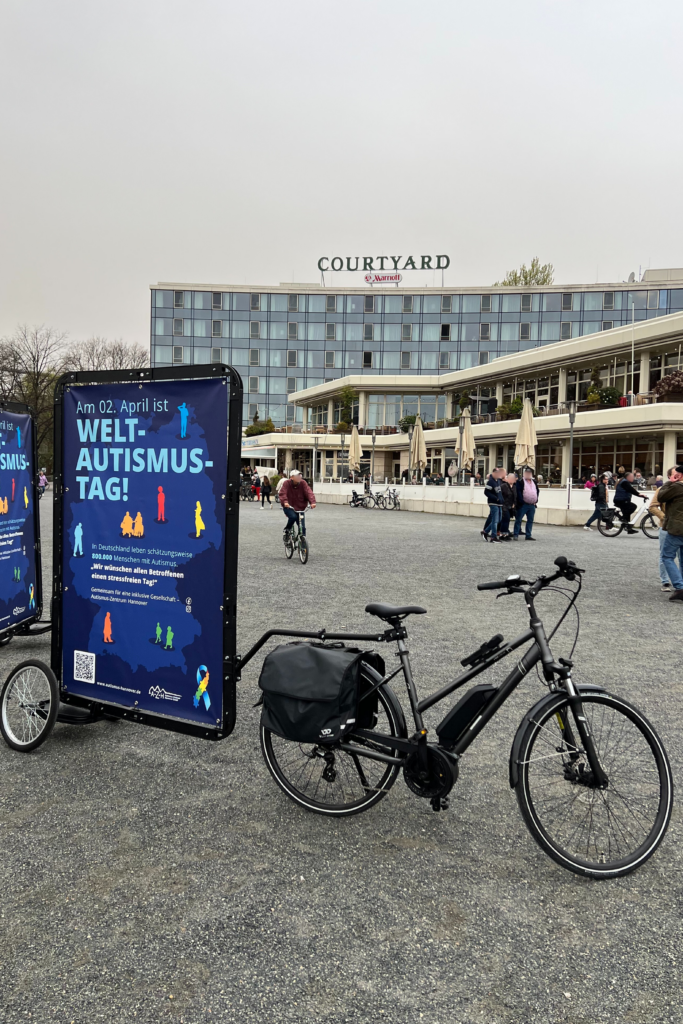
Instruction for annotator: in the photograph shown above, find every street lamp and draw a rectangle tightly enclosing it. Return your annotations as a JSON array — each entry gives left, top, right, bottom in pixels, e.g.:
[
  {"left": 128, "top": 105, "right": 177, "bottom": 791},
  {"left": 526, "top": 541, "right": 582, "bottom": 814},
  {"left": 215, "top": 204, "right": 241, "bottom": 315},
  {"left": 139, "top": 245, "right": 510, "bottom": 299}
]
[
  {"left": 567, "top": 400, "right": 577, "bottom": 509},
  {"left": 371, "top": 428, "right": 376, "bottom": 484},
  {"left": 313, "top": 435, "right": 319, "bottom": 484},
  {"left": 340, "top": 432, "right": 345, "bottom": 482},
  {"left": 407, "top": 424, "right": 414, "bottom": 484},
  {"left": 458, "top": 414, "right": 465, "bottom": 485}
]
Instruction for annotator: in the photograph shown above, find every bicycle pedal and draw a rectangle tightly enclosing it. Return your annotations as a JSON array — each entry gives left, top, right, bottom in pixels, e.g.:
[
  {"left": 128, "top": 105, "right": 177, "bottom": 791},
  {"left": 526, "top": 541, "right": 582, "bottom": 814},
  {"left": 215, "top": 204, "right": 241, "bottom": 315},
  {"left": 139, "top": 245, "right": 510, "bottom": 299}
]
[{"left": 430, "top": 796, "right": 450, "bottom": 812}]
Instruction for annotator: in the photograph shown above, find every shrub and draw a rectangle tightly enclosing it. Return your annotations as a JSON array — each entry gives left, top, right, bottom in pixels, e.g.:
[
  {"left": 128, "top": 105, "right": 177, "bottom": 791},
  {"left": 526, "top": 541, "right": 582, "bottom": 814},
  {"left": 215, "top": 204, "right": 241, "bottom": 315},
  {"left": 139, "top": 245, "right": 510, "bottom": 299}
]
[
  {"left": 335, "top": 421, "right": 350, "bottom": 433},
  {"left": 398, "top": 414, "right": 417, "bottom": 433},
  {"left": 245, "top": 417, "right": 275, "bottom": 436},
  {"left": 653, "top": 370, "right": 683, "bottom": 397},
  {"left": 598, "top": 386, "right": 621, "bottom": 406}
]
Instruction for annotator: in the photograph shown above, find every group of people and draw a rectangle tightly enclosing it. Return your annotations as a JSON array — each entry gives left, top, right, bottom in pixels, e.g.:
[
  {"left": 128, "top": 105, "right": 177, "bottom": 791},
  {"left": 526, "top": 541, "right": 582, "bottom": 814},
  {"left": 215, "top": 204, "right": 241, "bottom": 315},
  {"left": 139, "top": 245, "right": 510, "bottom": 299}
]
[{"left": 482, "top": 466, "right": 539, "bottom": 542}]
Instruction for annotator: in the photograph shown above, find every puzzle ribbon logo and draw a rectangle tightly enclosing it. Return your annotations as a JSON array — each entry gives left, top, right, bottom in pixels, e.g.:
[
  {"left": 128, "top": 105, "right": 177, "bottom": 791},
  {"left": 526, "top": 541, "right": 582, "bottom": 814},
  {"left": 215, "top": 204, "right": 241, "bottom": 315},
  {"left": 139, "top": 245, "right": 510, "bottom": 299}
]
[{"left": 193, "top": 665, "right": 210, "bottom": 711}]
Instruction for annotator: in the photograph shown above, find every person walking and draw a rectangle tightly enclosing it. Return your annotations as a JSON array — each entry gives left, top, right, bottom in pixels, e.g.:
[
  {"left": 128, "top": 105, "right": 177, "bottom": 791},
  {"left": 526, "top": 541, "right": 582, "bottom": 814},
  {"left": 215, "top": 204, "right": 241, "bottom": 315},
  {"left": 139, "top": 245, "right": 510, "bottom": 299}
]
[
  {"left": 260, "top": 474, "right": 272, "bottom": 509},
  {"left": 251, "top": 471, "right": 261, "bottom": 501},
  {"left": 482, "top": 467, "right": 504, "bottom": 543},
  {"left": 38, "top": 471, "right": 47, "bottom": 494},
  {"left": 584, "top": 473, "right": 610, "bottom": 530},
  {"left": 656, "top": 465, "right": 683, "bottom": 601},
  {"left": 614, "top": 471, "right": 647, "bottom": 534},
  {"left": 513, "top": 467, "right": 539, "bottom": 541},
  {"left": 499, "top": 472, "right": 517, "bottom": 539},
  {"left": 650, "top": 468, "right": 683, "bottom": 592}
]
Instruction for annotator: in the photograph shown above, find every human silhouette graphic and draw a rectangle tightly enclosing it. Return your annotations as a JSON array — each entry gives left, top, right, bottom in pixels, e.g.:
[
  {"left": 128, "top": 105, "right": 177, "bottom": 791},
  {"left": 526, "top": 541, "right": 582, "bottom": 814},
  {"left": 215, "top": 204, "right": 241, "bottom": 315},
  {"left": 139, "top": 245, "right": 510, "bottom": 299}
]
[
  {"left": 155, "top": 622, "right": 162, "bottom": 644},
  {"left": 120, "top": 511, "right": 134, "bottom": 537},
  {"left": 164, "top": 625, "right": 174, "bottom": 650},
  {"left": 23, "top": 486, "right": 28, "bottom": 509},
  {"left": 11, "top": 478, "right": 15, "bottom": 502},
  {"left": 177, "top": 403, "right": 189, "bottom": 438},
  {"left": 157, "top": 486, "right": 166, "bottom": 522},
  {"left": 29, "top": 584, "right": 35, "bottom": 609},
  {"left": 74, "top": 523, "right": 84, "bottom": 556},
  {"left": 103, "top": 612, "right": 113, "bottom": 643},
  {"left": 0, "top": 498, "right": 6, "bottom": 514},
  {"left": 14, "top": 567, "right": 20, "bottom": 582},
  {"left": 194, "top": 500, "right": 205, "bottom": 538},
  {"left": 16, "top": 426, "right": 21, "bottom": 448},
  {"left": 133, "top": 512, "right": 144, "bottom": 538}
]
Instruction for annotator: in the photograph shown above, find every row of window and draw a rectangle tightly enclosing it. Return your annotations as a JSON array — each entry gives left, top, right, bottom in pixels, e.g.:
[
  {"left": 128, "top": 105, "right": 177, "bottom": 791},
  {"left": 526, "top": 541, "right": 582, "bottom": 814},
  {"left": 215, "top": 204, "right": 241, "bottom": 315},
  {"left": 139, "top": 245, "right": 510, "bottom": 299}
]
[
  {"left": 159, "top": 345, "right": 470, "bottom": 372},
  {"left": 162, "top": 318, "right": 622, "bottom": 343},
  {"left": 162, "top": 289, "right": 669, "bottom": 314}
]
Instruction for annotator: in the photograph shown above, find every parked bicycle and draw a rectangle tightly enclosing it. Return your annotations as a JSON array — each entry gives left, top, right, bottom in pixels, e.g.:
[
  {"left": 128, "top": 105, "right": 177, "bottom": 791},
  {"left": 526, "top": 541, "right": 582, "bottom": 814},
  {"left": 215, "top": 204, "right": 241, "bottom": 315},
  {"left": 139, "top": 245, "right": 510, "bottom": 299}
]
[
  {"left": 283, "top": 509, "right": 310, "bottom": 564},
  {"left": 598, "top": 498, "right": 659, "bottom": 538},
  {"left": 240, "top": 480, "right": 255, "bottom": 501},
  {"left": 248, "top": 556, "right": 673, "bottom": 879}
]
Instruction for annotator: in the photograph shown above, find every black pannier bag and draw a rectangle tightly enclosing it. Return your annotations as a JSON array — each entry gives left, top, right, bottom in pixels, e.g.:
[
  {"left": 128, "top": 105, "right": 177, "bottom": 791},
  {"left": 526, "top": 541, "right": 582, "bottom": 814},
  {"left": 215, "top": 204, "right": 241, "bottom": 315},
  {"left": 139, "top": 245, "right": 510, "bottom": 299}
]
[{"left": 258, "top": 643, "right": 383, "bottom": 744}]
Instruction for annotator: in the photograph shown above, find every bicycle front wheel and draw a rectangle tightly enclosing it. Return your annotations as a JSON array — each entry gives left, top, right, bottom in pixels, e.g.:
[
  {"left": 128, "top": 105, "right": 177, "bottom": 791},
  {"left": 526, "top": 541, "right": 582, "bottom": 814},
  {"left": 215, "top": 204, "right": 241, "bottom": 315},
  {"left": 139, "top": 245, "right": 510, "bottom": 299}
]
[
  {"left": 375, "top": 495, "right": 386, "bottom": 509},
  {"left": 299, "top": 536, "right": 309, "bottom": 563},
  {"left": 1, "top": 660, "right": 59, "bottom": 752},
  {"left": 284, "top": 535, "right": 294, "bottom": 559},
  {"left": 515, "top": 691, "right": 673, "bottom": 878},
  {"left": 641, "top": 513, "right": 661, "bottom": 539},
  {"left": 597, "top": 514, "right": 623, "bottom": 537}
]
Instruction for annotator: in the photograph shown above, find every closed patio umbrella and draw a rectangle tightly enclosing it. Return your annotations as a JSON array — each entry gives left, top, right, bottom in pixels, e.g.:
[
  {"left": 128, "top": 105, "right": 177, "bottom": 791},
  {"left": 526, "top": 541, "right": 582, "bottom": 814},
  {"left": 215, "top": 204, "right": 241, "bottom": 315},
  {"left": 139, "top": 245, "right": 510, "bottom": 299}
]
[
  {"left": 347, "top": 425, "right": 363, "bottom": 476},
  {"left": 410, "top": 416, "right": 428, "bottom": 478},
  {"left": 456, "top": 407, "right": 476, "bottom": 474},
  {"left": 514, "top": 398, "right": 538, "bottom": 471}
]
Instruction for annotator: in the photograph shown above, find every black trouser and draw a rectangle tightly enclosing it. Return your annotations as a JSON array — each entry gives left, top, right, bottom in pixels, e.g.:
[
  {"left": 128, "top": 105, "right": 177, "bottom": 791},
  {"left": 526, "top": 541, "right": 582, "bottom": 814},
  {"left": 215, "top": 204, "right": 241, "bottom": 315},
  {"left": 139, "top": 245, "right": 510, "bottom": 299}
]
[
  {"left": 261, "top": 491, "right": 271, "bottom": 505},
  {"left": 615, "top": 499, "right": 636, "bottom": 524}
]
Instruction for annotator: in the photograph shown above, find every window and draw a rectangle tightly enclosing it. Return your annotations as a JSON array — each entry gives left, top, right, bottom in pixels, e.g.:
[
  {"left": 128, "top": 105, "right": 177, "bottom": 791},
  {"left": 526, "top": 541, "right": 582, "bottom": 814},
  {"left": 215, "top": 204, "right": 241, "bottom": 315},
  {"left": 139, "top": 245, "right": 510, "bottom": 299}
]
[
  {"left": 481, "top": 295, "right": 492, "bottom": 313},
  {"left": 249, "top": 376, "right": 259, "bottom": 393},
  {"left": 401, "top": 324, "right": 412, "bottom": 342},
  {"left": 325, "top": 323, "right": 336, "bottom": 342},
  {"left": 249, "top": 349, "right": 260, "bottom": 366},
  {"left": 250, "top": 322, "right": 261, "bottom": 340},
  {"left": 440, "top": 324, "right": 451, "bottom": 341},
  {"left": 363, "top": 352, "right": 373, "bottom": 369},
  {"left": 439, "top": 351, "right": 451, "bottom": 370},
  {"left": 562, "top": 293, "right": 573, "bottom": 311},
  {"left": 325, "top": 351, "right": 335, "bottom": 369},
  {"left": 248, "top": 403, "right": 258, "bottom": 419},
  {"left": 173, "top": 346, "right": 184, "bottom": 364},
  {"left": 173, "top": 318, "right": 183, "bottom": 336},
  {"left": 560, "top": 322, "right": 572, "bottom": 340},
  {"left": 520, "top": 323, "right": 531, "bottom": 341},
  {"left": 441, "top": 296, "right": 452, "bottom": 314},
  {"left": 603, "top": 292, "right": 615, "bottom": 310},
  {"left": 479, "top": 352, "right": 489, "bottom": 365},
  {"left": 363, "top": 323, "right": 374, "bottom": 342},
  {"left": 480, "top": 323, "right": 490, "bottom": 341},
  {"left": 602, "top": 321, "right": 614, "bottom": 331},
  {"left": 287, "top": 350, "right": 298, "bottom": 367},
  {"left": 250, "top": 293, "right": 260, "bottom": 312},
  {"left": 402, "top": 296, "right": 413, "bottom": 314},
  {"left": 648, "top": 290, "right": 660, "bottom": 309},
  {"left": 212, "top": 320, "right": 222, "bottom": 337},
  {"left": 400, "top": 352, "right": 412, "bottom": 370},
  {"left": 286, "top": 377, "right": 297, "bottom": 393},
  {"left": 287, "top": 322, "right": 297, "bottom": 341},
  {"left": 521, "top": 294, "right": 532, "bottom": 313},
  {"left": 288, "top": 295, "right": 298, "bottom": 312},
  {"left": 322, "top": 295, "right": 335, "bottom": 314},
  {"left": 212, "top": 292, "right": 222, "bottom": 310},
  {"left": 211, "top": 347, "right": 222, "bottom": 362},
  {"left": 174, "top": 291, "right": 184, "bottom": 308},
  {"left": 364, "top": 295, "right": 375, "bottom": 313}
]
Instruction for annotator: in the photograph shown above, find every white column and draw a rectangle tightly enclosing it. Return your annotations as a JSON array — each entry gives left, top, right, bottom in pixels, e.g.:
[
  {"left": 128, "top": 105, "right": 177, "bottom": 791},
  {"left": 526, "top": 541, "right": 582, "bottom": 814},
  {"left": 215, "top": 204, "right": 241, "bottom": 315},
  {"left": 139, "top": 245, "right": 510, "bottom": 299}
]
[
  {"left": 558, "top": 367, "right": 568, "bottom": 404},
  {"left": 488, "top": 444, "right": 497, "bottom": 473},
  {"left": 560, "top": 440, "right": 571, "bottom": 484},
  {"left": 327, "top": 397, "right": 334, "bottom": 429},
  {"left": 663, "top": 431, "right": 677, "bottom": 472},
  {"left": 357, "top": 391, "right": 366, "bottom": 427},
  {"left": 302, "top": 406, "right": 309, "bottom": 431},
  {"left": 639, "top": 350, "right": 650, "bottom": 394},
  {"left": 495, "top": 382, "right": 504, "bottom": 404}
]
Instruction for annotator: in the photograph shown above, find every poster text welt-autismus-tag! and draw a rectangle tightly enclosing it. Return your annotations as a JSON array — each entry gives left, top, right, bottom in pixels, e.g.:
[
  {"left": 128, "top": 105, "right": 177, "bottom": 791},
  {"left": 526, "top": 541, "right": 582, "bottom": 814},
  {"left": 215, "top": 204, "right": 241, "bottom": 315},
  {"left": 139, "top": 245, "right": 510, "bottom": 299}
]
[{"left": 61, "top": 379, "right": 227, "bottom": 726}]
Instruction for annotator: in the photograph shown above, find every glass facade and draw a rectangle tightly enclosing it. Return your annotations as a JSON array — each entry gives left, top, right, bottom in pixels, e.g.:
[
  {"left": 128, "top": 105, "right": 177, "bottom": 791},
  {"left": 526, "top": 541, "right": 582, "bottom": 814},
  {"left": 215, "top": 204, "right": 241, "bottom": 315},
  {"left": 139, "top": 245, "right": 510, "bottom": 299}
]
[{"left": 151, "top": 286, "right": 681, "bottom": 428}]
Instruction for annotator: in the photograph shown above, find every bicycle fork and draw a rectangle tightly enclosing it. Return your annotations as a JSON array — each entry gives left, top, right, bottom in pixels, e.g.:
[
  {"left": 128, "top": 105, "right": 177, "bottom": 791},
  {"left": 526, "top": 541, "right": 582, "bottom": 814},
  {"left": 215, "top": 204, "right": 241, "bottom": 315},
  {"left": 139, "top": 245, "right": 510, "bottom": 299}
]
[{"left": 556, "top": 676, "right": 609, "bottom": 789}]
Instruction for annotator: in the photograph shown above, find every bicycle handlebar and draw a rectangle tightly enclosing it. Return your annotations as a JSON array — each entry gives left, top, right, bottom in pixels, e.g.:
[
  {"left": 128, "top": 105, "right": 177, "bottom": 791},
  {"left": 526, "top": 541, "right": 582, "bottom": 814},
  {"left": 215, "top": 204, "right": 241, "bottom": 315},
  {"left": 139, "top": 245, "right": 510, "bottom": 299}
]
[
  {"left": 478, "top": 557, "right": 584, "bottom": 595},
  {"left": 477, "top": 580, "right": 512, "bottom": 591}
]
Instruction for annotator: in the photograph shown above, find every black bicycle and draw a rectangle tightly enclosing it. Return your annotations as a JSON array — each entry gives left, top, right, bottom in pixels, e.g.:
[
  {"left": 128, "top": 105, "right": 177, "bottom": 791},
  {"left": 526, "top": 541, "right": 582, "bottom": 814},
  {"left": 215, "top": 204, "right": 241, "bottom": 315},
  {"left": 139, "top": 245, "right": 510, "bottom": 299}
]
[
  {"left": 597, "top": 497, "right": 659, "bottom": 538},
  {"left": 283, "top": 510, "right": 309, "bottom": 564},
  {"left": 250, "top": 556, "right": 673, "bottom": 879}
]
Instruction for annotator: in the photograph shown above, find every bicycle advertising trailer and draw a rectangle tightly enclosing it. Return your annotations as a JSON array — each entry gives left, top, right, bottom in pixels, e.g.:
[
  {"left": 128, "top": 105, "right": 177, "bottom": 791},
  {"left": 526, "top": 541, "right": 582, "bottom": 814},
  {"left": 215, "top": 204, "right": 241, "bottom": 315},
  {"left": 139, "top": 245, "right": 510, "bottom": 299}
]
[{"left": 0, "top": 401, "right": 44, "bottom": 646}]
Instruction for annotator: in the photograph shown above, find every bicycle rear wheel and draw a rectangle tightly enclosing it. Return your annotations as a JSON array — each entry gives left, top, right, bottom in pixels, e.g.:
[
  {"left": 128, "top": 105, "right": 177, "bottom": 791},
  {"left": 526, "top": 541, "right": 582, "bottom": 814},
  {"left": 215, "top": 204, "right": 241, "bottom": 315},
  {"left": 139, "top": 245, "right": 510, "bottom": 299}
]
[
  {"left": 260, "top": 679, "right": 404, "bottom": 816},
  {"left": 514, "top": 691, "right": 673, "bottom": 878},
  {"left": 597, "top": 513, "right": 623, "bottom": 537},
  {"left": 299, "top": 536, "right": 309, "bottom": 563},
  {"left": 1, "top": 660, "right": 59, "bottom": 752},
  {"left": 641, "top": 513, "right": 661, "bottom": 539}
]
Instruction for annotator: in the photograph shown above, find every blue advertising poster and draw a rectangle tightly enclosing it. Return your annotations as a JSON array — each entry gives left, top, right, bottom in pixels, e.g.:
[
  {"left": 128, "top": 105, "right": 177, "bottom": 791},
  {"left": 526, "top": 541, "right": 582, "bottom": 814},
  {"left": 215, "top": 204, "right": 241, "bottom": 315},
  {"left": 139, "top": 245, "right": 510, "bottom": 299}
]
[
  {"left": 0, "top": 409, "right": 39, "bottom": 635},
  {"left": 60, "top": 378, "right": 228, "bottom": 727}
]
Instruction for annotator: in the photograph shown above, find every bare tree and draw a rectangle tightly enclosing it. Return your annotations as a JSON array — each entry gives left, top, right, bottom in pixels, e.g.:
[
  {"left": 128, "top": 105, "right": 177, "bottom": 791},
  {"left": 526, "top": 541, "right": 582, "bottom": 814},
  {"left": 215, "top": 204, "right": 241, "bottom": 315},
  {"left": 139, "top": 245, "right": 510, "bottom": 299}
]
[{"left": 64, "top": 336, "right": 149, "bottom": 371}]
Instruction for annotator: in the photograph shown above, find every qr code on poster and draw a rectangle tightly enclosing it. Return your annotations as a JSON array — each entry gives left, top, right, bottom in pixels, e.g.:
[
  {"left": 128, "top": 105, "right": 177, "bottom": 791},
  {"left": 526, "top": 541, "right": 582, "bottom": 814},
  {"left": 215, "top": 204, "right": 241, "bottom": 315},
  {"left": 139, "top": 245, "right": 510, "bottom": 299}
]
[{"left": 74, "top": 650, "right": 96, "bottom": 684}]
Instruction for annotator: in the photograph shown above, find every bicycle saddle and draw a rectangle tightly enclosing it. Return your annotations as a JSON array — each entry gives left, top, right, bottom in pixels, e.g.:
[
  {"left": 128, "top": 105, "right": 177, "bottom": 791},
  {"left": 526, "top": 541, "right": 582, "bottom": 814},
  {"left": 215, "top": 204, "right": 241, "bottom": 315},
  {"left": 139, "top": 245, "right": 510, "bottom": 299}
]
[{"left": 365, "top": 603, "right": 427, "bottom": 620}]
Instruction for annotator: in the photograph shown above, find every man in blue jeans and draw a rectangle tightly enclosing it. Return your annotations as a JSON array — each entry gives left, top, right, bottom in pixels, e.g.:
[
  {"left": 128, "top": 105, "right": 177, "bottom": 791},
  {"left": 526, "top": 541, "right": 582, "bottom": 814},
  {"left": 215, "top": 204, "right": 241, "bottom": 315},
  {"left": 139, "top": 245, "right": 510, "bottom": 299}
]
[
  {"left": 656, "top": 465, "right": 683, "bottom": 601},
  {"left": 483, "top": 467, "right": 504, "bottom": 542},
  {"left": 513, "top": 467, "right": 539, "bottom": 540}
]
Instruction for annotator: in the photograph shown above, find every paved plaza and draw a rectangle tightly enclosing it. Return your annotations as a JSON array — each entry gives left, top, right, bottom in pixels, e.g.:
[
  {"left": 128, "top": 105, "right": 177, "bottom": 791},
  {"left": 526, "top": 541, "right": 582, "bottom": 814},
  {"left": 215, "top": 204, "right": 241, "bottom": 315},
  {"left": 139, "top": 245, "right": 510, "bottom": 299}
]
[{"left": 1, "top": 498, "right": 681, "bottom": 1024}]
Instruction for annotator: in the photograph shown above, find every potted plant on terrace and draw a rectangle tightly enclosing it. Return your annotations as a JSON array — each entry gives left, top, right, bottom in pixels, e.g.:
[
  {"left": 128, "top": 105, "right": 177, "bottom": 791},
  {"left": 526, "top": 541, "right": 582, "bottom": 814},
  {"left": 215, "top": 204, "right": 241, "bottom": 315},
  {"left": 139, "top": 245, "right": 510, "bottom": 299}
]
[{"left": 653, "top": 370, "right": 683, "bottom": 403}]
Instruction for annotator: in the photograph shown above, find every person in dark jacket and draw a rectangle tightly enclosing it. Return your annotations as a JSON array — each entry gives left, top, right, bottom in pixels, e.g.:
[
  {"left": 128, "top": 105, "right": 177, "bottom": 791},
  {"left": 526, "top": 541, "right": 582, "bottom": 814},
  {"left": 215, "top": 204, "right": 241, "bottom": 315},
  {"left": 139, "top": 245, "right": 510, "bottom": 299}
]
[
  {"left": 499, "top": 472, "right": 517, "bottom": 539},
  {"left": 260, "top": 475, "right": 273, "bottom": 509},
  {"left": 614, "top": 471, "right": 647, "bottom": 534},
  {"left": 583, "top": 473, "right": 610, "bottom": 530},
  {"left": 482, "top": 467, "right": 504, "bottom": 542},
  {"left": 656, "top": 465, "right": 683, "bottom": 600},
  {"left": 513, "top": 467, "right": 539, "bottom": 540}
]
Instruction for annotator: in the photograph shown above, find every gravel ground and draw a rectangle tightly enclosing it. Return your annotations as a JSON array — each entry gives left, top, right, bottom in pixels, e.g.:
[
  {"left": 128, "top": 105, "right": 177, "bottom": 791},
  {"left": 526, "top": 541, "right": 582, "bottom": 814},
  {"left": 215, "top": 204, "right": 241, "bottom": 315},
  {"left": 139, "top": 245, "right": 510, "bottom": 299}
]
[{"left": 0, "top": 497, "right": 681, "bottom": 1023}]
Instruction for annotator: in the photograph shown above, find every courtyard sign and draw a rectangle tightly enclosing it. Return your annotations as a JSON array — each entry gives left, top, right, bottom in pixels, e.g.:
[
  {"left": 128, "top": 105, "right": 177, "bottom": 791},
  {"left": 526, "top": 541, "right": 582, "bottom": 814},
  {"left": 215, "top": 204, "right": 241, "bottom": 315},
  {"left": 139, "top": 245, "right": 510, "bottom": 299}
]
[{"left": 318, "top": 254, "right": 450, "bottom": 273}]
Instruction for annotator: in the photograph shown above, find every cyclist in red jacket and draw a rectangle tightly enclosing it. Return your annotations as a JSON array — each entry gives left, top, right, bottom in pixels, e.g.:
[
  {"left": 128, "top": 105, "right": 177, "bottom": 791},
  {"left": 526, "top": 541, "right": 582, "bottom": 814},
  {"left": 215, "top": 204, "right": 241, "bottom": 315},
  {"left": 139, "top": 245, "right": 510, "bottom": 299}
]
[{"left": 280, "top": 470, "right": 316, "bottom": 536}]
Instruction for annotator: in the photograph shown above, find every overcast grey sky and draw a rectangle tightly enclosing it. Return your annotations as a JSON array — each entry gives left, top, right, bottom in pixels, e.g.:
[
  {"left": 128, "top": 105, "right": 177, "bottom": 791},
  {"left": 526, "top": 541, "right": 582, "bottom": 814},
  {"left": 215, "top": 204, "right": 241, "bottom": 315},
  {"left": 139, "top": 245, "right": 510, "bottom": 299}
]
[{"left": 1, "top": 0, "right": 682, "bottom": 346}]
